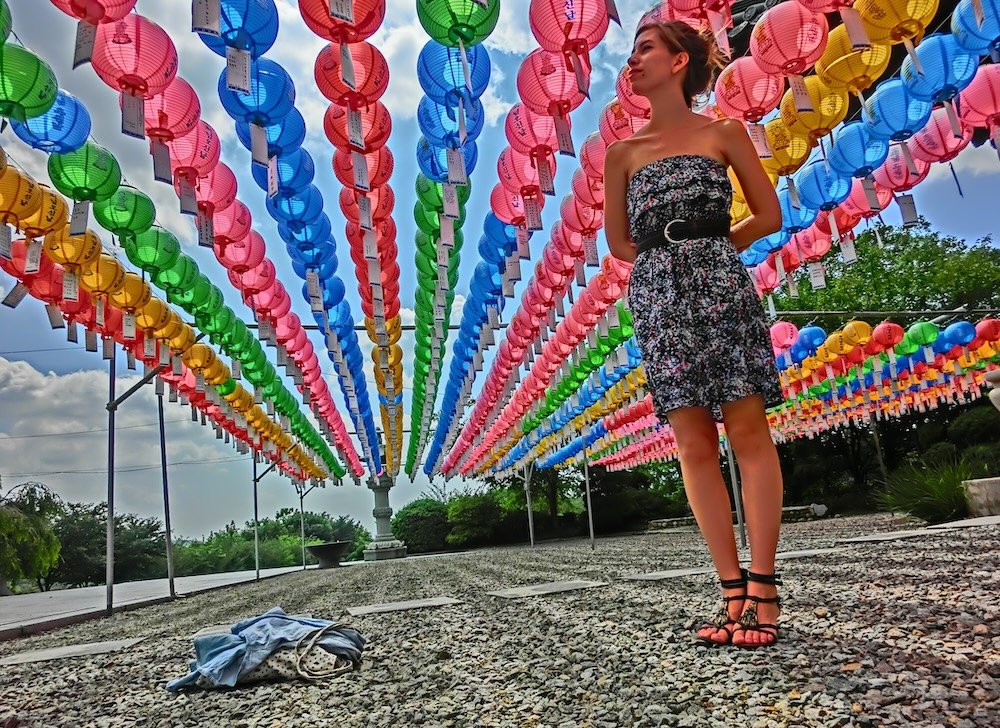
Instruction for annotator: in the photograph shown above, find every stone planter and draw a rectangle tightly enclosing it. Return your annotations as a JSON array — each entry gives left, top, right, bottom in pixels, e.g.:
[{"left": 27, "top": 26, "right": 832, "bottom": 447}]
[
  {"left": 305, "top": 541, "right": 352, "bottom": 569},
  {"left": 963, "top": 477, "right": 1000, "bottom": 517}
]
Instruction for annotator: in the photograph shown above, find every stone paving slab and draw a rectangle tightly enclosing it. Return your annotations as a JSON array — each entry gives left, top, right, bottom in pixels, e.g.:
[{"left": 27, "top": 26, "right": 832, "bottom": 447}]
[
  {"left": 626, "top": 567, "right": 713, "bottom": 581},
  {"left": 926, "top": 515, "right": 1000, "bottom": 530},
  {"left": 488, "top": 580, "right": 608, "bottom": 598},
  {"left": 775, "top": 547, "right": 849, "bottom": 560},
  {"left": 837, "top": 529, "right": 947, "bottom": 543},
  {"left": 0, "top": 638, "right": 146, "bottom": 666},
  {"left": 346, "top": 597, "right": 462, "bottom": 616}
]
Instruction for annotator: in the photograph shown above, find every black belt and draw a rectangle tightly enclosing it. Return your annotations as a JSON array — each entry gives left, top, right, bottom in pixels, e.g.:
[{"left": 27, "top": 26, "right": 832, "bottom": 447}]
[{"left": 635, "top": 217, "right": 731, "bottom": 256}]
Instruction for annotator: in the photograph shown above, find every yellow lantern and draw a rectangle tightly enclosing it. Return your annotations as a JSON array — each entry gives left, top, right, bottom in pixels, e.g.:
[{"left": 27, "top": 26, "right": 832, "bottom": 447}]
[
  {"left": 182, "top": 342, "right": 217, "bottom": 372},
  {"left": 109, "top": 272, "right": 152, "bottom": 313},
  {"left": 779, "top": 76, "right": 849, "bottom": 144},
  {"left": 21, "top": 186, "right": 68, "bottom": 240},
  {"left": 843, "top": 320, "right": 874, "bottom": 347},
  {"left": 78, "top": 253, "right": 126, "bottom": 295},
  {"left": 169, "top": 324, "right": 196, "bottom": 353},
  {"left": 135, "top": 297, "right": 172, "bottom": 332},
  {"left": 0, "top": 167, "right": 41, "bottom": 226},
  {"left": 761, "top": 120, "right": 812, "bottom": 176},
  {"left": 44, "top": 226, "right": 103, "bottom": 274},
  {"left": 816, "top": 25, "right": 892, "bottom": 95},
  {"left": 854, "top": 0, "right": 939, "bottom": 44}
]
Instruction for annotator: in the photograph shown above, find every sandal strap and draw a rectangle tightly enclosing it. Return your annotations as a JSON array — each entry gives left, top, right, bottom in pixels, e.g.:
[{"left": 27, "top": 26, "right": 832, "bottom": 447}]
[
  {"left": 747, "top": 571, "right": 782, "bottom": 586},
  {"left": 720, "top": 568, "right": 749, "bottom": 588},
  {"left": 745, "top": 595, "right": 781, "bottom": 605},
  {"left": 722, "top": 594, "right": 745, "bottom": 603}
]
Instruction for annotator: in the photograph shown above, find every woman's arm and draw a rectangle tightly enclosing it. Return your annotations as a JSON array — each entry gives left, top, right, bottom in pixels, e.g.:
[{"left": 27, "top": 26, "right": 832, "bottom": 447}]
[
  {"left": 717, "top": 118, "right": 782, "bottom": 252},
  {"left": 603, "top": 140, "right": 636, "bottom": 264}
]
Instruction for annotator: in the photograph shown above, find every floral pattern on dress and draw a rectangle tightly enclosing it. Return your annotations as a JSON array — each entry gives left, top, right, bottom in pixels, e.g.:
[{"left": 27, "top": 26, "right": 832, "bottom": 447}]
[{"left": 626, "top": 154, "right": 784, "bottom": 422}]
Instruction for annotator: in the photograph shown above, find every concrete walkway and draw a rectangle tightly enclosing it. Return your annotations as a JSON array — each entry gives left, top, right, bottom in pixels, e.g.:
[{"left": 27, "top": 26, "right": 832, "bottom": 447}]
[{"left": 0, "top": 566, "right": 308, "bottom": 639}]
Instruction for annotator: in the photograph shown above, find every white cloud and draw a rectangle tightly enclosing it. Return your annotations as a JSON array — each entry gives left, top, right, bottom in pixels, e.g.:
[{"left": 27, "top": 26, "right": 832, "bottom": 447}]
[
  {"left": 484, "top": 0, "right": 535, "bottom": 56},
  {"left": 480, "top": 66, "right": 514, "bottom": 127}
]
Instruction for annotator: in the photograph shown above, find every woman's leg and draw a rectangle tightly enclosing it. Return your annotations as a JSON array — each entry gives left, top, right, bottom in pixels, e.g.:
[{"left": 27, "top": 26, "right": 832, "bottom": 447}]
[
  {"left": 666, "top": 406, "right": 744, "bottom": 643},
  {"left": 720, "top": 395, "right": 784, "bottom": 646}
]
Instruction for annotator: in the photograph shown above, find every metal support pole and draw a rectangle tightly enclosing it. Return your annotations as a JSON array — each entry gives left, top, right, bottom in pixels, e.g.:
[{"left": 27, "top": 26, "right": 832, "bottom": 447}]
[
  {"left": 252, "top": 458, "right": 260, "bottom": 581},
  {"left": 157, "top": 391, "right": 176, "bottom": 598},
  {"left": 583, "top": 458, "right": 595, "bottom": 551},
  {"left": 299, "top": 489, "right": 306, "bottom": 570},
  {"left": 523, "top": 463, "right": 536, "bottom": 547},
  {"left": 105, "top": 356, "right": 116, "bottom": 615},
  {"left": 724, "top": 437, "right": 747, "bottom": 549}
]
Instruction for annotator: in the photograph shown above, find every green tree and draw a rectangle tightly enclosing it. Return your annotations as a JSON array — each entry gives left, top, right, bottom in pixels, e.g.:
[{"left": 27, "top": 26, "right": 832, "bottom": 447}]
[{"left": 0, "top": 481, "right": 62, "bottom": 595}]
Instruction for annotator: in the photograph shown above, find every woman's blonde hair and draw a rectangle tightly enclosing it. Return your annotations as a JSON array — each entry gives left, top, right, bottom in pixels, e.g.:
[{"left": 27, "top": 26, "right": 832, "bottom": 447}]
[{"left": 635, "top": 20, "right": 728, "bottom": 107}]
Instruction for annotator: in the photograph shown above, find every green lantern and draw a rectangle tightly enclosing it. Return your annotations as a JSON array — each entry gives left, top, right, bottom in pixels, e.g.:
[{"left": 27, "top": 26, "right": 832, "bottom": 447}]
[
  {"left": 415, "top": 173, "right": 471, "bottom": 210},
  {"left": 1, "top": 1, "right": 12, "bottom": 45},
  {"left": 155, "top": 256, "right": 199, "bottom": 296},
  {"left": 94, "top": 185, "right": 155, "bottom": 242},
  {"left": 416, "top": 0, "right": 500, "bottom": 47},
  {"left": 48, "top": 141, "right": 122, "bottom": 203},
  {"left": 0, "top": 44, "right": 57, "bottom": 122},
  {"left": 123, "top": 225, "right": 180, "bottom": 274},
  {"left": 217, "top": 378, "right": 237, "bottom": 397}
]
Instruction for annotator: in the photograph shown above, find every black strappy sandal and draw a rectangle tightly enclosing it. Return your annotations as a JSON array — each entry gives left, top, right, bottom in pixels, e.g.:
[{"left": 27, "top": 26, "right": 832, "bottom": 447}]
[
  {"left": 695, "top": 568, "right": 748, "bottom": 646},
  {"left": 733, "top": 571, "right": 783, "bottom": 648}
]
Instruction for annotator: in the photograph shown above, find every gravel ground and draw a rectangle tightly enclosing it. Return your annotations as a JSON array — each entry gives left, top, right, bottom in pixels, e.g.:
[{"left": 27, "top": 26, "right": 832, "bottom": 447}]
[{"left": 1, "top": 513, "right": 998, "bottom": 728}]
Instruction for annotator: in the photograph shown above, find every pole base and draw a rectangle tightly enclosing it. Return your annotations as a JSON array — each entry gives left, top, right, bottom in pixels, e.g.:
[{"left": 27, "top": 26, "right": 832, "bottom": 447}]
[{"left": 363, "top": 539, "right": 407, "bottom": 561}]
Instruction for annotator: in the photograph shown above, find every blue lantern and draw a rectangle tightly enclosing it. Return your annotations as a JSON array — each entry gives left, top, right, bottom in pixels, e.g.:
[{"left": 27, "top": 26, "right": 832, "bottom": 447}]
[
  {"left": 901, "top": 34, "right": 979, "bottom": 102},
  {"left": 266, "top": 184, "right": 324, "bottom": 230},
  {"left": 795, "top": 160, "right": 851, "bottom": 211},
  {"left": 951, "top": 0, "right": 1000, "bottom": 58},
  {"left": 417, "top": 95, "right": 486, "bottom": 147},
  {"left": 199, "top": 0, "right": 279, "bottom": 59},
  {"left": 252, "top": 147, "right": 315, "bottom": 195},
  {"left": 417, "top": 40, "right": 491, "bottom": 108},
  {"left": 779, "top": 185, "right": 818, "bottom": 233},
  {"left": 218, "top": 58, "right": 295, "bottom": 125},
  {"left": 417, "top": 136, "right": 478, "bottom": 182},
  {"left": 10, "top": 90, "right": 90, "bottom": 153},
  {"left": 739, "top": 241, "right": 771, "bottom": 266},
  {"left": 827, "top": 121, "right": 889, "bottom": 178},
  {"left": 235, "top": 107, "right": 305, "bottom": 158},
  {"left": 862, "top": 78, "right": 932, "bottom": 141}
]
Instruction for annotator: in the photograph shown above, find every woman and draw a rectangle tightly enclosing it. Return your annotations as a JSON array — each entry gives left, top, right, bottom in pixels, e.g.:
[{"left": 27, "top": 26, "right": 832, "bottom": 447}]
[{"left": 604, "top": 19, "right": 786, "bottom": 648}]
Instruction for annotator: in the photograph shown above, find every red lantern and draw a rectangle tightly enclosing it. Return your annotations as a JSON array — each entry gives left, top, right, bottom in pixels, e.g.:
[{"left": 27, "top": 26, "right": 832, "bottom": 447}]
[
  {"left": 298, "top": 0, "right": 385, "bottom": 43},
  {"left": 168, "top": 120, "right": 220, "bottom": 185},
  {"left": 324, "top": 101, "right": 391, "bottom": 152},
  {"left": 340, "top": 186, "right": 394, "bottom": 224},
  {"left": 750, "top": 3, "right": 829, "bottom": 75},
  {"left": 216, "top": 230, "right": 265, "bottom": 274},
  {"left": 714, "top": 57, "right": 785, "bottom": 122},
  {"left": 314, "top": 42, "right": 388, "bottom": 109},
  {"left": 332, "top": 147, "right": 394, "bottom": 191},
  {"left": 517, "top": 49, "right": 588, "bottom": 118},
  {"left": 142, "top": 77, "right": 201, "bottom": 142},
  {"left": 50, "top": 0, "right": 137, "bottom": 23},
  {"left": 92, "top": 15, "right": 178, "bottom": 98},
  {"left": 598, "top": 100, "right": 647, "bottom": 146},
  {"left": 176, "top": 162, "right": 238, "bottom": 218},
  {"left": 504, "top": 102, "right": 565, "bottom": 168}
]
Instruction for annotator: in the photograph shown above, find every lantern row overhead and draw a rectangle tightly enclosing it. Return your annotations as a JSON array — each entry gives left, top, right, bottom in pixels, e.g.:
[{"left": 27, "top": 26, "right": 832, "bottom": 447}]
[
  {"left": 1, "top": 1, "right": 349, "bottom": 479},
  {"left": 192, "top": 0, "right": 377, "bottom": 477},
  {"left": 404, "top": 0, "right": 499, "bottom": 475},
  {"left": 428, "top": 0, "right": 621, "bottom": 478}
]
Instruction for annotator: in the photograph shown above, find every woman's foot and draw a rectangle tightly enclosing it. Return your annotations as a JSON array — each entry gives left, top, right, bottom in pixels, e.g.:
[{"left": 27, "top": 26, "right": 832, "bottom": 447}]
[
  {"left": 732, "top": 571, "right": 782, "bottom": 648},
  {"left": 696, "top": 569, "right": 747, "bottom": 646}
]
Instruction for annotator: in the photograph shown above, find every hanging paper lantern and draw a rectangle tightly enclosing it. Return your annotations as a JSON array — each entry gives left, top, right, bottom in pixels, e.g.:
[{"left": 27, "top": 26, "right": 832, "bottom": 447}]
[
  {"left": 958, "top": 64, "right": 1000, "bottom": 135},
  {"left": 517, "top": 48, "right": 587, "bottom": 117},
  {"left": 838, "top": 177, "right": 893, "bottom": 217},
  {"left": 314, "top": 41, "right": 388, "bottom": 108},
  {"left": 167, "top": 120, "right": 221, "bottom": 184},
  {"left": 122, "top": 224, "right": 180, "bottom": 274},
  {"left": 178, "top": 162, "right": 238, "bottom": 218},
  {"left": 79, "top": 252, "right": 126, "bottom": 295},
  {"left": 108, "top": 271, "right": 152, "bottom": 313},
  {"left": 297, "top": 0, "right": 385, "bottom": 43},
  {"left": 251, "top": 147, "right": 315, "bottom": 196},
  {"left": 50, "top": 0, "right": 137, "bottom": 23},
  {"left": 779, "top": 76, "right": 849, "bottom": 143},
  {"left": 93, "top": 185, "right": 155, "bottom": 242},
  {"left": 795, "top": 160, "right": 851, "bottom": 210},
  {"left": 0, "top": 167, "right": 42, "bottom": 225},
  {"left": 529, "top": 0, "right": 608, "bottom": 78},
  {"left": 854, "top": 0, "right": 940, "bottom": 45},
  {"left": 19, "top": 186, "right": 67, "bottom": 240},
  {"left": 417, "top": 95, "right": 485, "bottom": 148},
  {"left": 48, "top": 141, "right": 122, "bottom": 206},
  {"left": 199, "top": 0, "right": 280, "bottom": 59},
  {"left": 92, "top": 15, "right": 178, "bottom": 98},
  {"left": 325, "top": 100, "right": 392, "bottom": 151},
  {"left": 417, "top": 0, "right": 500, "bottom": 47},
  {"left": 828, "top": 120, "right": 890, "bottom": 177},
  {"left": 901, "top": 34, "right": 979, "bottom": 102},
  {"left": 218, "top": 57, "right": 294, "bottom": 124},
  {"left": 615, "top": 66, "right": 650, "bottom": 119},
  {"left": 10, "top": 90, "right": 91, "bottom": 153},
  {"left": 779, "top": 184, "right": 819, "bottom": 233},
  {"left": 417, "top": 39, "right": 490, "bottom": 108},
  {"left": 816, "top": 24, "right": 892, "bottom": 95},
  {"left": 598, "top": 100, "right": 646, "bottom": 146},
  {"left": 951, "top": 0, "right": 1000, "bottom": 57},
  {"left": 714, "top": 57, "right": 784, "bottom": 122},
  {"left": 872, "top": 142, "right": 930, "bottom": 191},
  {"left": 0, "top": 44, "right": 58, "bottom": 122},
  {"left": 235, "top": 107, "right": 305, "bottom": 158},
  {"left": 761, "top": 119, "right": 812, "bottom": 176},
  {"left": 863, "top": 78, "right": 932, "bottom": 140},
  {"left": 750, "top": 3, "right": 829, "bottom": 75},
  {"left": 0, "top": 0, "right": 10, "bottom": 44},
  {"left": 144, "top": 77, "right": 201, "bottom": 143},
  {"left": 908, "top": 107, "right": 974, "bottom": 163}
]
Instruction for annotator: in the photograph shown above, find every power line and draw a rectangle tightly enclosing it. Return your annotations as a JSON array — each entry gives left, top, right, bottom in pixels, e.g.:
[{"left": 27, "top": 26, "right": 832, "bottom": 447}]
[
  {"left": 2, "top": 454, "right": 250, "bottom": 479},
  {"left": 0, "top": 419, "right": 191, "bottom": 441}
]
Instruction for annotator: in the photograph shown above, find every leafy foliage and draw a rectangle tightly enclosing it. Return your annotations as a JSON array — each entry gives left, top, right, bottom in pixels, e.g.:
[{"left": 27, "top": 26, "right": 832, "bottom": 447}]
[
  {"left": 446, "top": 493, "right": 503, "bottom": 546},
  {"left": 0, "top": 482, "right": 62, "bottom": 593},
  {"left": 391, "top": 498, "right": 450, "bottom": 554},
  {"left": 947, "top": 405, "right": 1000, "bottom": 447},
  {"left": 877, "top": 459, "right": 971, "bottom": 524}
]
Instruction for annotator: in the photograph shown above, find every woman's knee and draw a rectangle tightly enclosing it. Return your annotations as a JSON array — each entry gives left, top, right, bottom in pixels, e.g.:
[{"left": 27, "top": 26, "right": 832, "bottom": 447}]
[{"left": 675, "top": 429, "right": 721, "bottom": 466}]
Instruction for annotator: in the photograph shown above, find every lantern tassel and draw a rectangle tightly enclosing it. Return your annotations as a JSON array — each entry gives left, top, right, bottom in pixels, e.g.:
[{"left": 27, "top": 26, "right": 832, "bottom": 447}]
[{"left": 901, "top": 38, "right": 924, "bottom": 75}]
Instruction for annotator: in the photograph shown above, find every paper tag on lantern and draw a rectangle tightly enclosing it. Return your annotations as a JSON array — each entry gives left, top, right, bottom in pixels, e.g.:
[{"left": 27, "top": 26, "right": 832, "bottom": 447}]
[
  {"left": 436, "top": 244, "right": 450, "bottom": 269},
  {"left": 440, "top": 216, "right": 455, "bottom": 248},
  {"left": 193, "top": 0, "right": 221, "bottom": 34},
  {"left": 101, "top": 337, "right": 114, "bottom": 360},
  {"left": 362, "top": 229, "right": 378, "bottom": 260},
  {"left": 306, "top": 270, "right": 322, "bottom": 299},
  {"left": 515, "top": 227, "right": 531, "bottom": 260},
  {"left": 328, "top": 0, "right": 355, "bottom": 23},
  {"left": 575, "top": 259, "right": 586, "bottom": 287},
  {"left": 524, "top": 196, "right": 543, "bottom": 231},
  {"left": 24, "top": 239, "right": 42, "bottom": 274},
  {"left": 160, "top": 343, "right": 171, "bottom": 366},
  {"left": 69, "top": 199, "right": 90, "bottom": 236},
  {"left": 608, "top": 303, "right": 620, "bottom": 330},
  {"left": 178, "top": 177, "right": 198, "bottom": 215},
  {"left": 244, "top": 123, "right": 268, "bottom": 168},
  {"left": 266, "top": 155, "right": 279, "bottom": 198},
  {"left": 456, "top": 37, "right": 473, "bottom": 91},
  {"left": 838, "top": 7, "right": 870, "bottom": 49},
  {"left": 62, "top": 271, "right": 79, "bottom": 302},
  {"left": 0, "top": 225, "right": 11, "bottom": 260},
  {"left": 351, "top": 150, "right": 370, "bottom": 192},
  {"left": 197, "top": 211, "right": 214, "bottom": 247},
  {"left": 860, "top": 175, "right": 882, "bottom": 211},
  {"left": 897, "top": 193, "right": 918, "bottom": 226},
  {"left": 150, "top": 140, "right": 172, "bottom": 183},
  {"left": 226, "top": 46, "right": 251, "bottom": 93},
  {"left": 276, "top": 346, "right": 288, "bottom": 367},
  {"left": 583, "top": 234, "right": 599, "bottom": 266},
  {"left": 126, "top": 350, "right": 137, "bottom": 370},
  {"left": 605, "top": 0, "right": 620, "bottom": 25},
  {"left": 766, "top": 294, "right": 777, "bottom": 319},
  {"left": 807, "top": 261, "right": 826, "bottom": 289},
  {"left": 587, "top": 329, "right": 598, "bottom": 351},
  {"left": 788, "top": 75, "right": 814, "bottom": 114},
  {"left": 73, "top": 19, "right": 97, "bottom": 68},
  {"left": 897, "top": 141, "right": 919, "bottom": 175},
  {"left": 170, "top": 354, "right": 182, "bottom": 376},
  {"left": 143, "top": 335, "right": 156, "bottom": 359},
  {"left": 355, "top": 194, "right": 374, "bottom": 231},
  {"left": 442, "top": 183, "right": 461, "bottom": 219},
  {"left": 901, "top": 38, "right": 924, "bottom": 75},
  {"left": 747, "top": 123, "right": 771, "bottom": 159},
  {"left": 339, "top": 41, "right": 357, "bottom": 91},
  {"left": 121, "top": 92, "right": 145, "bottom": 139},
  {"left": 840, "top": 236, "right": 858, "bottom": 265},
  {"left": 617, "top": 346, "right": 629, "bottom": 368},
  {"left": 487, "top": 305, "right": 500, "bottom": 330},
  {"left": 535, "top": 156, "right": 556, "bottom": 196},
  {"left": 366, "top": 259, "right": 381, "bottom": 286},
  {"left": 570, "top": 52, "right": 590, "bottom": 99},
  {"left": 457, "top": 97, "right": 468, "bottom": 146},
  {"left": 346, "top": 107, "right": 365, "bottom": 150},
  {"left": 787, "top": 176, "right": 801, "bottom": 209},
  {"left": 67, "top": 320, "right": 79, "bottom": 343},
  {"left": 1, "top": 282, "right": 27, "bottom": 309},
  {"left": 502, "top": 272, "right": 515, "bottom": 297},
  {"left": 446, "top": 147, "right": 468, "bottom": 185},
  {"left": 554, "top": 113, "right": 575, "bottom": 156},
  {"left": 82, "top": 328, "right": 98, "bottom": 352},
  {"left": 943, "top": 100, "right": 963, "bottom": 137}
]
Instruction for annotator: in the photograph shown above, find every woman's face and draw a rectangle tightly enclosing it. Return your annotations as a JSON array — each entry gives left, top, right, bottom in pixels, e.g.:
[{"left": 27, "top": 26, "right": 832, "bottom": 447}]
[{"left": 627, "top": 27, "right": 686, "bottom": 99}]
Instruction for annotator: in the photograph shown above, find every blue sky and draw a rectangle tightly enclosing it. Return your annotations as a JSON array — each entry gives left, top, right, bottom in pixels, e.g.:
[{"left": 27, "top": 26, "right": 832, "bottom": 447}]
[{"left": 1, "top": 0, "right": 998, "bottom": 539}]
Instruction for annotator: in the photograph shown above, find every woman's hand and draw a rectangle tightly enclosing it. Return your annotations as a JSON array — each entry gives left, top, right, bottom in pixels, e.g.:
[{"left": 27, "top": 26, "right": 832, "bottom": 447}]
[
  {"left": 603, "top": 140, "right": 637, "bottom": 264},
  {"left": 717, "top": 119, "right": 782, "bottom": 252}
]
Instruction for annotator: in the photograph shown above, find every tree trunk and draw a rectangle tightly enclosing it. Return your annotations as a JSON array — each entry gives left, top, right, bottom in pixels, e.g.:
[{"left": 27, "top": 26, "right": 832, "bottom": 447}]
[
  {"left": 0, "top": 575, "right": 13, "bottom": 596},
  {"left": 546, "top": 479, "right": 558, "bottom": 527}
]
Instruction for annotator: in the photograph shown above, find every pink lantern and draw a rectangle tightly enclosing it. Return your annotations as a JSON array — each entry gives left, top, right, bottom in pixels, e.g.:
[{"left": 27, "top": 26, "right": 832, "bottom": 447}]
[
  {"left": 529, "top": 0, "right": 609, "bottom": 81},
  {"left": 750, "top": 3, "right": 828, "bottom": 75},
  {"left": 248, "top": 279, "right": 291, "bottom": 320},
  {"left": 714, "top": 57, "right": 784, "bottom": 122},
  {"left": 50, "top": 0, "right": 137, "bottom": 23},
  {"left": 505, "top": 102, "right": 565, "bottom": 163},
  {"left": 168, "top": 120, "right": 221, "bottom": 185},
  {"left": 552, "top": 221, "right": 584, "bottom": 260},
  {"left": 560, "top": 194, "right": 603, "bottom": 236},
  {"left": 216, "top": 230, "right": 265, "bottom": 274},
  {"left": 872, "top": 144, "right": 930, "bottom": 192},
  {"left": 213, "top": 201, "right": 253, "bottom": 247},
  {"left": 838, "top": 177, "right": 893, "bottom": 219},
  {"left": 143, "top": 78, "right": 200, "bottom": 143},
  {"left": 497, "top": 147, "right": 555, "bottom": 199},
  {"left": 572, "top": 167, "right": 604, "bottom": 208},
  {"left": 794, "top": 0, "right": 853, "bottom": 10},
  {"left": 490, "top": 183, "right": 532, "bottom": 226},
  {"left": 908, "top": 107, "right": 973, "bottom": 163},
  {"left": 816, "top": 206, "right": 861, "bottom": 236},
  {"left": 92, "top": 15, "right": 178, "bottom": 99},
  {"left": 754, "top": 260, "right": 781, "bottom": 295},
  {"left": 598, "top": 100, "right": 647, "bottom": 146},
  {"left": 230, "top": 258, "right": 276, "bottom": 297},
  {"left": 770, "top": 321, "right": 799, "bottom": 351},
  {"left": 792, "top": 227, "right": 832, "bottom": 262},
  {"left": 958, "top": 65, "right": 1000, "bottom": 140},
  {"left": 516, "top": 49, "right": 588, "bottom": 118},
  {"left": 177, "top": 162, "right": 237, "bottom": 219},
  {"left": 580, "top": 132, "right": 607, "bottom": 181},
  {"left": 615, "top": 66, "right": 650, "bottom": 119}
]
